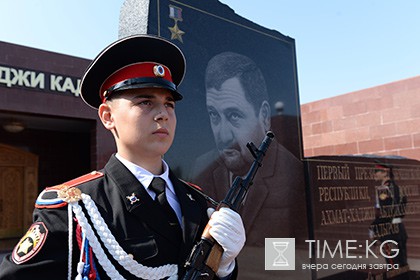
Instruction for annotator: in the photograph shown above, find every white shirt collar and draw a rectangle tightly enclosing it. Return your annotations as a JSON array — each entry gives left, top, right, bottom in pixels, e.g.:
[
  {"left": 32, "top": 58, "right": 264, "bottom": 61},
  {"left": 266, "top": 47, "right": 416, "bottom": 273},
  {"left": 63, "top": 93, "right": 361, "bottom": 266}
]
[{"left": 115, "top": 153, "right": 174, "bottom": 194}]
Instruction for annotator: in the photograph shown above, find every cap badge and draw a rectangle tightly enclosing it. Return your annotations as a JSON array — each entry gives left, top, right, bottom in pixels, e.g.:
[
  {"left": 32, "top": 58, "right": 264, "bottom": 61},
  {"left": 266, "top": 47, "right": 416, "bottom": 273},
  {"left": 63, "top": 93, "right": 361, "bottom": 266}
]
[
  {"left": 153, "top": 64, "right": 166, "bottom": 77},
  {"left": 126, "top": 193, "right": 140, "bottom": 205}
]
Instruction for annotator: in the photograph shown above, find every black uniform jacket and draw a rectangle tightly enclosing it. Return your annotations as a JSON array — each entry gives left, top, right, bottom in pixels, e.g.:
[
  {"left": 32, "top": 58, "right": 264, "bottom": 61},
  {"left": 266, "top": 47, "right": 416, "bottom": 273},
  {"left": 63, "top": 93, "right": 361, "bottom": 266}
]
[{"left": 0, "top": 155, "right": 231, "bottom": 279}]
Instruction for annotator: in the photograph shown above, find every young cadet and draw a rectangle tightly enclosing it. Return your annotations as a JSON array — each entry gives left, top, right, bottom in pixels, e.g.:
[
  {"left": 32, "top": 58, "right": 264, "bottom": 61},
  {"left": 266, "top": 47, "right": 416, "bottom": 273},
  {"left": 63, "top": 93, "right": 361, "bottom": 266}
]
[
  {"left": 370, "top": 162, "right": 408, "bottom": 267},
  {"left": 0, "top": 35, "right": 245, "bottom": 279}
]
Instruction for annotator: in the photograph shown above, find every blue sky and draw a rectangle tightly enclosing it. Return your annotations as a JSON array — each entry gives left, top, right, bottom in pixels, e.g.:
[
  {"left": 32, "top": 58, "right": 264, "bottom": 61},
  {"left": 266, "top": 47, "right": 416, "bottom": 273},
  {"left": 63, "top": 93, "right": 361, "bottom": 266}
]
[{"left": 1, "top": 1, "right": 419, "bottom": 104}]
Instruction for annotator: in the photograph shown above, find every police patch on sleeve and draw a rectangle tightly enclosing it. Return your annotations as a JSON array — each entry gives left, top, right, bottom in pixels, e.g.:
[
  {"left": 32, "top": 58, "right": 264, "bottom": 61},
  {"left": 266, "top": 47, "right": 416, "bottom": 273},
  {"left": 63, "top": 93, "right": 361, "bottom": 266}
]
[{"left": 12, "top": 222, "right": 48, "bottom": 264}]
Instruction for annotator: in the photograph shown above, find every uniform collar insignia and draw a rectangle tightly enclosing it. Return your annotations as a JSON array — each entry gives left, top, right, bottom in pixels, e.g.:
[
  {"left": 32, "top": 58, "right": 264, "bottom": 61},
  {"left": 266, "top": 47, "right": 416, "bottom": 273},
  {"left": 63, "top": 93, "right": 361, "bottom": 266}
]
[
  {"left": 186, "top": 193, "right": 195, "bottom": 201},
  {"left": 126, "top": 193, "right": 140, "bottom": 204}
]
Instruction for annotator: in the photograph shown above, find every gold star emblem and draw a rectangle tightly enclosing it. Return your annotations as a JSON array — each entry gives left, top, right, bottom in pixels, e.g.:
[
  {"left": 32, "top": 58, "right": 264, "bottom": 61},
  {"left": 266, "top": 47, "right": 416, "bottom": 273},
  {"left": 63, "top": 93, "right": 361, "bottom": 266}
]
[
  {"left": 168, "top": 22, "right": 185, "bottom": 43},
  {"left": 18, "top": 238, "right": 33, "bottom": 255}
]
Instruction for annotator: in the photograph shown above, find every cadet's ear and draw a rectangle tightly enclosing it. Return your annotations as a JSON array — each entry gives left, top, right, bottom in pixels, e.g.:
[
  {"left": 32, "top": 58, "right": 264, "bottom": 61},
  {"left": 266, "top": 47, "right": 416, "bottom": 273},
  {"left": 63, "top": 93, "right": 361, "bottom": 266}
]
[{"left": 98, "top": 103, "right": 115, "bottom": 131}]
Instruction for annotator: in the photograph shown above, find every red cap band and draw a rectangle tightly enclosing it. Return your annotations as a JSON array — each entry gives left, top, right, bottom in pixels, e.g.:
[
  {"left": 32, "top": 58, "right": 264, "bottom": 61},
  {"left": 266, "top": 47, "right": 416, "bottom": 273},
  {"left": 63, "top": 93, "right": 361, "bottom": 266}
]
[
  {"left": 375, "top": 164, "right": 388, "bottom": 170},
  {"left": 100, "top": 62, "right": 173, "bottom": 102}
]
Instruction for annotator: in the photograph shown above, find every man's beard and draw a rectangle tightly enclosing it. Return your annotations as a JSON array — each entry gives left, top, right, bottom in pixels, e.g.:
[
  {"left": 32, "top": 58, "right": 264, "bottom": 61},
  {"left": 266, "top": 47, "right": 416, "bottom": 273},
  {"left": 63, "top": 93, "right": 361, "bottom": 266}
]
[{"left": 217, "top": 143, "right": 250, "bottom": 176}]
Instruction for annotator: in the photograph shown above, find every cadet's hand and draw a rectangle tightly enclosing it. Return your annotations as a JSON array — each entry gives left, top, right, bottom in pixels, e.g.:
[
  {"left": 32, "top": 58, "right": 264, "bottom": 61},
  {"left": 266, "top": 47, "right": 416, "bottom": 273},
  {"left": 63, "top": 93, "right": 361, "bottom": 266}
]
[{"left": 207, "top": 207, "right": 246, "bottom": 277}]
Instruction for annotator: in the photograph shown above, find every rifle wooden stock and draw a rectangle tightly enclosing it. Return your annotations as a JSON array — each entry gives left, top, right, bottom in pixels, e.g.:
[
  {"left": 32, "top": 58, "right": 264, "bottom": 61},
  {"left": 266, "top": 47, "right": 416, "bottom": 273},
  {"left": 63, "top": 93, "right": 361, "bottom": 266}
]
[
  {"left": 182, "top": 132, "right": 275, "bottom": 279},
  {"left": 200, "top": 202, "right": 230, "bottom": 272}
]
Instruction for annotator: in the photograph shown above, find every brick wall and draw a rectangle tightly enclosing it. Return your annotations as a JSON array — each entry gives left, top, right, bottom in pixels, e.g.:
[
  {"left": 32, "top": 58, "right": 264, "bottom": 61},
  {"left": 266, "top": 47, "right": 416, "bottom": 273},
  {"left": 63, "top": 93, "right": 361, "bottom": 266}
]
[{"left": 301, "top": 75, "right": 420, "bottom": 160}]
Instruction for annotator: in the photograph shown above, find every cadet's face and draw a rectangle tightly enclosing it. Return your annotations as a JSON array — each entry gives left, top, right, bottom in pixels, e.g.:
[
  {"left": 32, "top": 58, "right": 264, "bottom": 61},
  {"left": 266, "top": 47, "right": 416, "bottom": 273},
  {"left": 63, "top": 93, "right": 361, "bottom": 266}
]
[
  {"left": 103, "top": 88, "right": 176, "bottom": 160},
  {"left": 206, "top": 77, "right": 264, "bottom": 174},
  {"left": 374, "top": 170, "right": 387, "bottom": 182}
]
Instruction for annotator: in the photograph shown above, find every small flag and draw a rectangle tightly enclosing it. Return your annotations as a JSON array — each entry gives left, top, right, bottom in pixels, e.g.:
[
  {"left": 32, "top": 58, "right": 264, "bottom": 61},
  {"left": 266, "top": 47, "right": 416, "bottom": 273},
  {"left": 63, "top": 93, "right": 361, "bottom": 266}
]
[{"left": 169, "top": 5, "right": 183, "bottom": 22}]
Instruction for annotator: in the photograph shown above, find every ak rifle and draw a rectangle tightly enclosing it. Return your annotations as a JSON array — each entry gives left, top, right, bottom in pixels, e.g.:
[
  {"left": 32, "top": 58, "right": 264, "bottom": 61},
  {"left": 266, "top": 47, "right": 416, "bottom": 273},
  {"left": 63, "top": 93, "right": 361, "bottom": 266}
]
[{"left": 182, "top": 131, "right": 275, "bottom": 279}]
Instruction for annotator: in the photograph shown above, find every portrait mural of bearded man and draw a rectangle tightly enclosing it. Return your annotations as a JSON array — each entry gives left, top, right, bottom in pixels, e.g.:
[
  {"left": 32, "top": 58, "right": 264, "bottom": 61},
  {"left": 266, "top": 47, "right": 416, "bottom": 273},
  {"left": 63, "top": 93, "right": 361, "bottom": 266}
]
[
  {"left": 190, "top": 52, "right": 306, "bottom": 246},
  {"left": 119, "top": 1, "right": 309, "bottom": 278}
]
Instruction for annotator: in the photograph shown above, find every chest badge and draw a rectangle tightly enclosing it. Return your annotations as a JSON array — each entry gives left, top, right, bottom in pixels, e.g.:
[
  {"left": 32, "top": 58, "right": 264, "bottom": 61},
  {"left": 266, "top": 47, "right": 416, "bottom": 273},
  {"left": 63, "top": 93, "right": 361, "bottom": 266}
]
[
  {"left": 379, "top": 193, "right": 388, "bottom": 200},
  {"left": 126, "top": 193, "right": 140, "bottom": 204}
]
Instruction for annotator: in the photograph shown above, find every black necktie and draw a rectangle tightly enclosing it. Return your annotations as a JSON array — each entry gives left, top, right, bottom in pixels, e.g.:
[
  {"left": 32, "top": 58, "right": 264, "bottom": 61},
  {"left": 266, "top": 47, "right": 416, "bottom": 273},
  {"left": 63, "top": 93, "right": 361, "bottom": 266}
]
[{"left": 149, "top": 177, "right": 180, "bottom": 227}]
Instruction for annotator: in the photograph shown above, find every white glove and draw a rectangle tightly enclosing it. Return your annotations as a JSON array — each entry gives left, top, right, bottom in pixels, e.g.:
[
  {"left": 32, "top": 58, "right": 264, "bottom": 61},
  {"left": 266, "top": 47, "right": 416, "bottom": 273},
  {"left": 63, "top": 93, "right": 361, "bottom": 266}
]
[{"left": 207, "top": 207, "right": 246, "bottom": 277}]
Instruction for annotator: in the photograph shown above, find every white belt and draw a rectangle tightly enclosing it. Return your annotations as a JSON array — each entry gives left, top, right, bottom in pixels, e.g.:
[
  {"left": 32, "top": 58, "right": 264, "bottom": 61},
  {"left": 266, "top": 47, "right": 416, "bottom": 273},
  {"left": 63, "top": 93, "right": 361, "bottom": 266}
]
[{"left": 392, "top": 217, "right": 402, "bottom": 224}]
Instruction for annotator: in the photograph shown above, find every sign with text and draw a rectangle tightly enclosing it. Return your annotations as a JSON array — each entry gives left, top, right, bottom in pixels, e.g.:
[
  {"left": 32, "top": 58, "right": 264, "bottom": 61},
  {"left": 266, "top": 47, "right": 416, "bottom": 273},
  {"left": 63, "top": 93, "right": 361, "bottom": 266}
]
[
  {"left": 305, "top": 156, "right": 420, "bottom": 279},
  {"left": 0, "top": 64, "right": 81, "bottom": 97}
]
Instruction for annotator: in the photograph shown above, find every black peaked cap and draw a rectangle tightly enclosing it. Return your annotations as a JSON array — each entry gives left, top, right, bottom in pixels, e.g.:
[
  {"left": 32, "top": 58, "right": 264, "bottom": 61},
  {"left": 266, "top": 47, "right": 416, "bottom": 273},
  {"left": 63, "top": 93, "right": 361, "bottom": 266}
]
[{"left": 80, "top": 34, "right": 186, "bottom": 109}]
